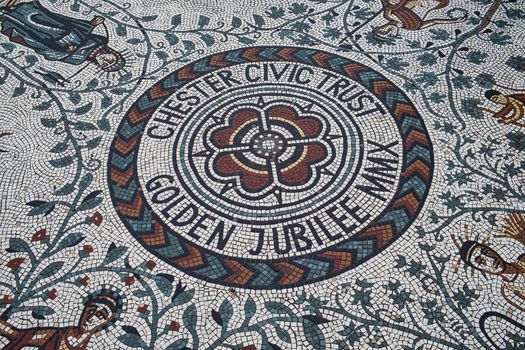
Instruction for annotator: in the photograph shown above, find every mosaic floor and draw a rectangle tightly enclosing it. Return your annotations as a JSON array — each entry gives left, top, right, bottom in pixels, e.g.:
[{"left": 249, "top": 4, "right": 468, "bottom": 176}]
[{"left": 0, "top": 0, "right": 524, "bottom": 349}]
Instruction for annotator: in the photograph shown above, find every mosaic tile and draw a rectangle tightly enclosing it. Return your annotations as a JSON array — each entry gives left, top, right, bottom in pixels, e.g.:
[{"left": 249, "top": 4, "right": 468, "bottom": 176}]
[{"left": 0, "top": 0, "right": 524, "bottom": 349}]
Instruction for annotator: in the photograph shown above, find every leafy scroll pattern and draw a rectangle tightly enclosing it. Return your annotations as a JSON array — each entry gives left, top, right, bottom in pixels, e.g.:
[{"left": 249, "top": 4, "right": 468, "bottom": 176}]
[{"left": 0, "top": 0, "right": 523, "bottom": 348}]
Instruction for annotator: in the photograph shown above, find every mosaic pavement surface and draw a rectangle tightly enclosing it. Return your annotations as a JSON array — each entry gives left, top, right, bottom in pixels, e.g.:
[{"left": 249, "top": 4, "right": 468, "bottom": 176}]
[{"left": 0, "top": 0, "right": 524, "bottom": 348}]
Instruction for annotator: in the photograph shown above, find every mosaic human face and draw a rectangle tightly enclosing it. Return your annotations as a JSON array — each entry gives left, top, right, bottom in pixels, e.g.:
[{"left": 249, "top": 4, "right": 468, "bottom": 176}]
[
  {"left": 80, "top": 301, "right": 114, "bottom": 332},
  {"left": 96, "top": 53, "right": 119, "bottom": 71},
  {"left": 469, "top": 245, "right": 506, "bottom": 275},
  {"left": 373, "top": 24, "right": 399, "bottom": 39},
  {"left": 490, "top": 94, "right": 508, "bottom": 104}
]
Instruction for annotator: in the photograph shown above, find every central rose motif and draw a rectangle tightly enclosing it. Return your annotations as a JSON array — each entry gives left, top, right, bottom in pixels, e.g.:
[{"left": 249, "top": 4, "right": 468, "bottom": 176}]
[{"left": 205, "top": 103, "right": 332, "bottom": 196}]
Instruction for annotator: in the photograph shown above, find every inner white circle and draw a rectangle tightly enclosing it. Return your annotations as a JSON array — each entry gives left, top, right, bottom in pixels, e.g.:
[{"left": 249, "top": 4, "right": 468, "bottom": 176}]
[{"left": 180, "top": 86, "right": 353, "bottom": 217}]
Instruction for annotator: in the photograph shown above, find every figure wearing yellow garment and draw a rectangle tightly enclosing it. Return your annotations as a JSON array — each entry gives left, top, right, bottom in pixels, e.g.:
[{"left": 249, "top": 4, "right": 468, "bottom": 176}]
[{"left": 480, "top": 90, "right": 525, "bottom": 127}]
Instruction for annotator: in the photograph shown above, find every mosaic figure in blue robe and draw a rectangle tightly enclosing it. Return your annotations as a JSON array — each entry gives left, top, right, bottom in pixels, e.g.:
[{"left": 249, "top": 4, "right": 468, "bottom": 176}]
[{"left": 0, "top": 1, "right": 124, "bottom": 73}]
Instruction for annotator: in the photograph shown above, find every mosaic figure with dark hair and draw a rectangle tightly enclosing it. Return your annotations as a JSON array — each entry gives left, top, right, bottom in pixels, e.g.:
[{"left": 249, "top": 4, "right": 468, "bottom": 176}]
[
  {"left": 372, "top": 0, "right": 467, "bottom": 41},
  {"left": 0, "top": 1, "right": 125, "bottom": 78},
  {"left": 457, "top": 213, "right": 525, "bottom": 313},
  {"left": 0, "top": 292, "right": 121, "bottom": 349},
  {"left": 479, "top": 90, "right": 525, "bottom": 127}
]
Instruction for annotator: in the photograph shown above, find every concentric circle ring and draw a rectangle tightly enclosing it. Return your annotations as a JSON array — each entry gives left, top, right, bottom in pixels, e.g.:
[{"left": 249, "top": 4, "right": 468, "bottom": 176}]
[{"left": 108, "top": 47, "right": 433, "bottom": 289}]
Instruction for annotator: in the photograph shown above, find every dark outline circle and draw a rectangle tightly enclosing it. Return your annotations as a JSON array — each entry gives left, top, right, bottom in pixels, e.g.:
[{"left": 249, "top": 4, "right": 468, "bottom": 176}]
[
  {"left": 108, "top": 46, "right": 434, "bottom": 289},
  {"left": 172, "top": 84, "right": 361, "bottom": 219}
]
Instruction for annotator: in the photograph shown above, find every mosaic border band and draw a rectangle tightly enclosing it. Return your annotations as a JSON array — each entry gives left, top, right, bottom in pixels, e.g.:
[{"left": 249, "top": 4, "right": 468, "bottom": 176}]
[{"left": 108, "top": 46, "right": 434, "bottom": 289}]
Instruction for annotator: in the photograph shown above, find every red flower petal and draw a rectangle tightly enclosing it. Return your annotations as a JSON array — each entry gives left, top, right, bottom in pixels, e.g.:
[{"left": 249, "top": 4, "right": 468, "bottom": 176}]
[
  {"left": 267, "top": 105, "right": 322, "bottom": 138},
  {"left": 214, "top": 154, "right": 270, "bottom": 192},
  {"left": 1, "top": 295, "right": 12, "bottom": 305},
  {"left": 31, "top": 228, "right": 47, "bottom": 242},
  {"left": 146, "top": 260, "right": 156, "bottom": 270},
  {"left": 280, "top": 143, "right": 327, "bottom": 186},
  {"left": 169, "top": 321, "right": 180, "bottom": 331},
  {"left": 210, "top": 109, "right": 259, "bottom": 148},
  {"left": 47, "top": 289, "right": 58, "bottom": 300},
  {"left": 240, "top": 346, "right": 257, "bottom": 350},
  {"left": 6, "top": 257, "right": 24, "bottom": 270},
  {"left": 137, "top": 304, "right": 148, "bottom": 313},
  {"left": 90, "top": 211, "right": 103, "bottom": 226}
]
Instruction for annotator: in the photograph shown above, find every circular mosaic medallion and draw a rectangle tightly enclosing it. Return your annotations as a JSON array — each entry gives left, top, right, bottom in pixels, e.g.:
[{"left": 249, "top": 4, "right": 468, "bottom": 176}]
[{"left": 108, "top": 47, "right": 433, "bottom": 289}]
